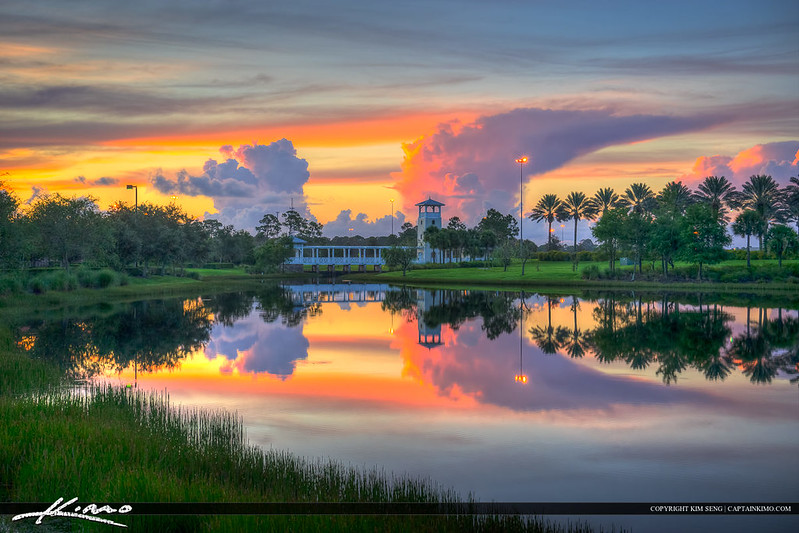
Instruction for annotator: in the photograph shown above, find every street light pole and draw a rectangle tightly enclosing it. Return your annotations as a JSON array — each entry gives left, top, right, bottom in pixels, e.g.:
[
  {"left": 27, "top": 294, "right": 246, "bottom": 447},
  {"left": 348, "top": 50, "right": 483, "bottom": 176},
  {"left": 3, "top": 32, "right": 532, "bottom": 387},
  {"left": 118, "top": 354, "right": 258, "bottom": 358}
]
[
  {"left": 515, "top": 157, "right": 528, "bottom": 274},
  {"left": 390, "top": 198, "right": 395, "bottom": 237},
  {"left": 126, "top": 184, "right": 138, "bottom": 213}
]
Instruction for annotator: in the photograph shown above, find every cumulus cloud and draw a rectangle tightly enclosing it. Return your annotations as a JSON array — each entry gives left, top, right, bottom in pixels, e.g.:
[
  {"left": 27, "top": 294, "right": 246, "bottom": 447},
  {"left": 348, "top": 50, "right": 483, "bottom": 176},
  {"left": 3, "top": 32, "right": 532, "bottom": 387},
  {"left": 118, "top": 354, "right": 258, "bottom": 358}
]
[
  {"left": 152, "top": 139, "right": 310, "bottom": 230},
  {"left": 681, "top": 141, "right": 799, "bottom": 187},
  {"left": 322, "top": 209, "right": 408, "bottom": 238},
  {"left": 394, "top": 107, "right": 723, "bottom": 224},
  {"left": 206, "top": 313, "right": 309, "bottom": 380}
]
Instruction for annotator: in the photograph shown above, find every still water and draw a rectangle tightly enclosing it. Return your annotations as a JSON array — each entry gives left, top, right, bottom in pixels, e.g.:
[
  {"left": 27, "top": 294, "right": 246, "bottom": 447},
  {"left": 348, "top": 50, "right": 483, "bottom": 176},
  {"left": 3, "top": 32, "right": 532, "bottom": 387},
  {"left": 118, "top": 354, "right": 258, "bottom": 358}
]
[{"left": 16, "top": 283, "right": 799, "bottom": 532}]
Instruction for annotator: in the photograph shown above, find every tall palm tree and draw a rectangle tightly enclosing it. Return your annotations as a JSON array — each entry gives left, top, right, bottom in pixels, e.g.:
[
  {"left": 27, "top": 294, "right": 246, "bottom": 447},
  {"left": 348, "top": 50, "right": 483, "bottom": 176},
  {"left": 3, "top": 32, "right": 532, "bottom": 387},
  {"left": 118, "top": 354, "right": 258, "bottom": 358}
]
[
  {"left": 732, "top": 210, "right": 765, "bottom": 268},
  {"left": 621, "top": 182, "right": 656, "bottom": 215},
  {"left": 656, "top": 181, "right": 693, "bottom": 214},
  {"left": 735, "top": 174, "right": 781, "bottom": 250},
  {"left": 783, "top": 176, "right": 799, "bottom": 233},
  {"left": 559, "top": 191, "right": 598, "bottom": 270},
  {"left": 694, "top": 175, "right": 737, "bottom": 222},
  {"left": 529, "top": 194, "right": 563, "bottom": 250},
  {"left": 591, "top": 187, "right": 621, "bottom": 216},
  {"left": 529, "top": 296, "right": 568, "bottom": 355},
  {"left": 563, "top": 296, "right": 591, "bottom": 358}
]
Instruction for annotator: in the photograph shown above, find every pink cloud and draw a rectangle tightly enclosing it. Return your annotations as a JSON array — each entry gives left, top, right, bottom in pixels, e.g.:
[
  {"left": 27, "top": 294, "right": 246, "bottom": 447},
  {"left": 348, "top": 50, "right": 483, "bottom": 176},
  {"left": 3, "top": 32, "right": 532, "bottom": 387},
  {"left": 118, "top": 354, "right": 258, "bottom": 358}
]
[
  {"left": 393, "top": 107, "right": 722, "bottom": 224},
  {"left": 682, "top": 141, "right": 799, "bottom": 187}
]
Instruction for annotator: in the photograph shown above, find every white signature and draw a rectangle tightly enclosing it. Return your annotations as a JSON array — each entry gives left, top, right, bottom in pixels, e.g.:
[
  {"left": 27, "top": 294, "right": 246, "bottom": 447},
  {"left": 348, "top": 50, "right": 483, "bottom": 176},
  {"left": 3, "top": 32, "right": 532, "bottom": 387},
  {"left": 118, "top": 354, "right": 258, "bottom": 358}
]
[{"left": 12, "top": 497, "right": 132, "bottom": 528}]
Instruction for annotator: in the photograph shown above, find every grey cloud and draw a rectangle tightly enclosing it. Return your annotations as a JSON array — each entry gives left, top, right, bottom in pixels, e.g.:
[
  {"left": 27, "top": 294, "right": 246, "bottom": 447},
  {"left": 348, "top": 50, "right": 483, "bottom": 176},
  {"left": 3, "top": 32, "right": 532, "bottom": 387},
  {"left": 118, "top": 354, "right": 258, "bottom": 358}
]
[{"left": 322, "top": 209, "right": 408, "bottom": 238}]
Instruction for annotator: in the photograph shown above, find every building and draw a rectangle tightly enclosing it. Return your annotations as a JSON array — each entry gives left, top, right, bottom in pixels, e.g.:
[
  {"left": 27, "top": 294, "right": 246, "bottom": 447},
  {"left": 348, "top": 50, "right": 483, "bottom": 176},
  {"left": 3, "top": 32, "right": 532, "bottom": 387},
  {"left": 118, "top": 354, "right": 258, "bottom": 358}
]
[{"left": 415, "top": 197, "right": 444, "bottom": 263}]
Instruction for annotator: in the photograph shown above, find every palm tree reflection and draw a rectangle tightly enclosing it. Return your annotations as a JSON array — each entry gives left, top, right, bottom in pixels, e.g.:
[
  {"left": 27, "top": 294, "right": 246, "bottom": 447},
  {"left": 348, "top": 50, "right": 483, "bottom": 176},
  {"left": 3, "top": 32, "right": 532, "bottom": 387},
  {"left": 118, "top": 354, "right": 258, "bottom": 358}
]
[
  {"left": 529, "top": 296, "right": 568, "bottom": 355},
  {"left": 726, "top": 306, "right": 799, "bottom": 384}
]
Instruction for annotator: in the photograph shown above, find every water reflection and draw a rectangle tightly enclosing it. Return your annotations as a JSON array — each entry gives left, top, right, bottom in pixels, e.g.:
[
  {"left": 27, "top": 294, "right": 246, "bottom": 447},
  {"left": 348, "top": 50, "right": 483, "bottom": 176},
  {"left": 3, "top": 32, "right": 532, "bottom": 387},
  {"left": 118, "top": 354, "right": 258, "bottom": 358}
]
[
  {"left": 13, "top": 285, "right": 799, "bottom": 389},
  {"left": 17, "top": 298, "right": 213, "bottom": 378}
]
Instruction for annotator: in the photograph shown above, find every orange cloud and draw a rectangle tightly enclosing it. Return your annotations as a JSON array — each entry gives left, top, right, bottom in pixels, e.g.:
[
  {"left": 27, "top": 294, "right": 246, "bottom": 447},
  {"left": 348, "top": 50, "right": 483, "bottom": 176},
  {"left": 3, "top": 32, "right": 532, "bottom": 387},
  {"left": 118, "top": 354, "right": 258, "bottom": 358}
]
[{"left": 681, "top": 141, "right": 798, "bottom": 187}]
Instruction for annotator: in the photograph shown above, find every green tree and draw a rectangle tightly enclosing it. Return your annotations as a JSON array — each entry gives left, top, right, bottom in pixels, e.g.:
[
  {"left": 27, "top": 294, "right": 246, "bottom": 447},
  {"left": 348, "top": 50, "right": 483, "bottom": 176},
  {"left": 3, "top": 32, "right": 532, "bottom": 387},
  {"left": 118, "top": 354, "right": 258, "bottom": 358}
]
[
  {"left": 529, "top": 194, "right": 563, "bottom": 250},
  {"left": 477, "top": 208, "right": 518, "bottom": 242},
  {"left": 447, "top": 216, "right": 466, "bottom": 231},
  {"left": 650, "top": 212, "right": 681, "bottom": 276},
  {"left": 478, "top": 229, "right": 498, "bottom": 261},
  {"left": 398, "top": 222, "right": 416, "bottom": 245},
  {"left": 656, "top": 181, "right": 693, "bottom": 213},
  {"left": 493, "top": 240, "right": 515, "bottom": 271},
  {"left": 783, "top": 176, "right": 799, "bottom": 234},
  {"left": 694, "top": 175, "right": 737, "bottom": 222},
  {"left": 254, "top": 236, "right": 294, "bottom": 273},
  {"left": 650, "top": 182, "right": 691, "bottom": 276},
  {"left": 591, "top": 208, "right": 626, "bottom": 271},
  {"left": 28, "top": 193, "right": 103, "bottom": 271},
  {"left": 735, "top": 174, "right": 781, "bottom": 251},
  {"left": 559, "top": 191, "right": 597, "bottom": 270},
  {"left": 423, "top": 225, "right": 442, "bottom": 263},
  {"left": 731, "top": 210, "right": 765, "bottom": 268},
  {"left": 0, "top": 182, "right": 21, "bottom": 268},
  {"left": 298, "top": 220, "right": 324, "bottom": 243},
  {"left": 621, "top": 182, "right": 656, "bottom": 215},
  {"left": 766, "top": 225, "right": 798, "bottom": 267},
  {"left": 623, "top": 211, "right": 652, "bottom": 275},
  {"left": 519, "top": 239, "right": 537, "bottom": 274},
  {"left": 281, "top": 209, "right": 305, "bottom": 236},
  {"left": 383, "top": 245, "right": 416, "bottom": 276},
  {"left": 591, "top": 187, "right": 621, "bottom": 216},
  {"left": 256, "top": 213, "right": 281, "bottom": 239},
  {"left": 106, "top": 203, "right": 142, "bottom": 269},
  {"left": 678, "top": 204, "right": 731, "bottom": 280}
]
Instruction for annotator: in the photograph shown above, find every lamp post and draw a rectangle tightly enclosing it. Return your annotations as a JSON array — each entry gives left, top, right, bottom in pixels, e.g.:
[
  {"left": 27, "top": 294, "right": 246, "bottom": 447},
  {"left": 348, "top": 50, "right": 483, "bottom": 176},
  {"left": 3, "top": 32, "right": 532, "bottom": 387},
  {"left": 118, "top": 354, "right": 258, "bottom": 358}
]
[
  {"left": 515, "top": 292, "right": 528, "bottom": 384},
  {"left": 515, "top": 157, "right": 528, "bottom": 274},
  {"left": 126, "top": 184, "right": 139, "bottom": 387},
  {"left": 126, "top": 184, "right": 138, "bottom": 213},
  {"left": 390, "top": 198, "right": 395, "bottom": 236}
]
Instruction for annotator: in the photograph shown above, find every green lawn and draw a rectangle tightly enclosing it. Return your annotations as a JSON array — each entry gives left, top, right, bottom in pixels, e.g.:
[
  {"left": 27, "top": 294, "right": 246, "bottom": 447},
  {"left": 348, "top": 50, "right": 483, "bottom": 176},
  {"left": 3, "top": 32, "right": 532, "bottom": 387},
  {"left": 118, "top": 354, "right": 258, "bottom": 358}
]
[{"left": 365, "top": 258, "right": 799, "bottom": 290}]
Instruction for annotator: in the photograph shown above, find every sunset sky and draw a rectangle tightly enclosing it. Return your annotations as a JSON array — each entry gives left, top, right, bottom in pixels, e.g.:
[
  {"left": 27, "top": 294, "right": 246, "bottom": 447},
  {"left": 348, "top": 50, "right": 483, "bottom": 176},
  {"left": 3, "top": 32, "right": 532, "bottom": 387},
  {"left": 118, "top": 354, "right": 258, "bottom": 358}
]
[{"left": 1, "top": 0, "right": 797, "bottom": 241}]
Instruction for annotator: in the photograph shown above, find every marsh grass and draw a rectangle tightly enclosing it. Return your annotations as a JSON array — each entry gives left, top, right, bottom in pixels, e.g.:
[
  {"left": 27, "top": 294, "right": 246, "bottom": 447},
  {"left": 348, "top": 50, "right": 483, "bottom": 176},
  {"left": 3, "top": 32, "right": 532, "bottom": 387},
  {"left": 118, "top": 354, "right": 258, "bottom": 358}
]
[{"left": 1, "top": 371, "right": 612, "bottom": 532}]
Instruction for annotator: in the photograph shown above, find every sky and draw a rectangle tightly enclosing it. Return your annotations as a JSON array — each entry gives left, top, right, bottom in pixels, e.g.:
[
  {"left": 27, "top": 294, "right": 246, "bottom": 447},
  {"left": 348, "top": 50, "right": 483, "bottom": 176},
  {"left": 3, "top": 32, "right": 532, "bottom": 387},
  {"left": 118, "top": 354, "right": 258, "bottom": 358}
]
[{"left": 1, "top": 0, "right": 797, "bottom": 241}]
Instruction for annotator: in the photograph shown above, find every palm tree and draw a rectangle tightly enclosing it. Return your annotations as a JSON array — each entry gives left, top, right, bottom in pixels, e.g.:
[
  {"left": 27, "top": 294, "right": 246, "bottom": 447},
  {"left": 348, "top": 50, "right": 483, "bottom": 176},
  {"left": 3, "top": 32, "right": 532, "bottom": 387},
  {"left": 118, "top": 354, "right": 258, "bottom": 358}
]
[
  {"left": 529, "top": 296, "right": 568, "bottom": 355},
  {"left": 563, "top": 296, "right": 591, "bottom": 358},
  {"left": 591, "top": 187, "right": 621, "bottom": 216},
  {"left": 656, "top": 181, "right": 693, "bottom": 214},
  {"left": 559, "top": 191, "right": 597, "bottom": 270},
  {"left": 735, "top": 174, "right": 781, "bottom": 250},
  {"left": 783, "top": 176, "right": 799, "bottom": 233},
  {"left": 732, "top": 210, "right": 765, "bottom": 268},
  {"left": 529, "top": 194, "right": 563, "bottom": 250},
  {"left": 621, "top": 182, "right": 656, "bottom": 215},
  {"left": 694, "top": 175, "right": 737, "bottom": 222}
]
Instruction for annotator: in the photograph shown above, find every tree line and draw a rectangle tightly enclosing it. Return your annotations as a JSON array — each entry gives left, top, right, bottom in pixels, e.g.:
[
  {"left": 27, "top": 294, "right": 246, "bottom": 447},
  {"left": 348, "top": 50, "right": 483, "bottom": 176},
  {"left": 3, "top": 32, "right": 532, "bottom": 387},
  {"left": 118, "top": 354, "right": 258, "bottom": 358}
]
[
  {"left": 1, "top": 173, "right": 797, "bottom": 280},
  {"left": 408, "top": 174, "right": 799, "bottom": 278}
]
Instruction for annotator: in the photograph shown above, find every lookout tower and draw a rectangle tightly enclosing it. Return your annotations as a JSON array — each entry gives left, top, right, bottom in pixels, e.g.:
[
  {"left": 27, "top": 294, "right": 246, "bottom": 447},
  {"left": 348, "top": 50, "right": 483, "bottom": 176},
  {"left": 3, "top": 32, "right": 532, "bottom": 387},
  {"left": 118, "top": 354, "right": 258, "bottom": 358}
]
[{"left": 415, "top": 197, "right": 444, "bottom": 263}]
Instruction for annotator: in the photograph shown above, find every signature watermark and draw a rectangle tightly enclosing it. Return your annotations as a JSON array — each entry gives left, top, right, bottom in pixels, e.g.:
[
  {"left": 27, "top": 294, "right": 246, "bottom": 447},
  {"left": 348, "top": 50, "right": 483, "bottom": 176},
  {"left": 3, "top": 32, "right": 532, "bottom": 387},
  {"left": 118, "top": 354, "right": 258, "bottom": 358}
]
[{"left": 12, "top": 497, "right": 132, "bottom": 528}]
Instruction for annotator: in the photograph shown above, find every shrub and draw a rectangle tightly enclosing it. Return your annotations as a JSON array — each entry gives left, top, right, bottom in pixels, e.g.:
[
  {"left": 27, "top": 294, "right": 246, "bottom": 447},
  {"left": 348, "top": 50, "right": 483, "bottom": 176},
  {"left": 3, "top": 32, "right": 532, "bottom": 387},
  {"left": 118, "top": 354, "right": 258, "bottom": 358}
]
[
  {"left": 537, "top": 251, "right": 571, "bottom": 261},
  {"left": 27, "top": 277, "right": 47, "bottom": 294},
  {"left": 96, "top": 269, "right": 117, "bottom": 288},
  {"left": 0, "top": 274, "right": 23, "bottom": 294},
  {"left": 581, "top": 265, "right": 601, "bottom": 280}
]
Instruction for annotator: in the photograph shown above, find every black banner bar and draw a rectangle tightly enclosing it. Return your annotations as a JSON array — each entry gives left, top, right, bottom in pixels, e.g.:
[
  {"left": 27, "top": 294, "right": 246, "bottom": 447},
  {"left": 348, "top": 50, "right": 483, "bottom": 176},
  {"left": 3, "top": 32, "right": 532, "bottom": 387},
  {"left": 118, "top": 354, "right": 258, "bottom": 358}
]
[{"left": 1, "top": 502, "right": 796, "bottom": 516}]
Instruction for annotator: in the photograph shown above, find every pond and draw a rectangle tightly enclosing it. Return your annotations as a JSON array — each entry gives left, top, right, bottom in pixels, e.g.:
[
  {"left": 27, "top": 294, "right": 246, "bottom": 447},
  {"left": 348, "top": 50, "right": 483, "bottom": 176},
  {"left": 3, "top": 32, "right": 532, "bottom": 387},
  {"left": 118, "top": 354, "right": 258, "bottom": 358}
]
[{"left": 14, "top": 283, "right": 799, "bottom": 532}]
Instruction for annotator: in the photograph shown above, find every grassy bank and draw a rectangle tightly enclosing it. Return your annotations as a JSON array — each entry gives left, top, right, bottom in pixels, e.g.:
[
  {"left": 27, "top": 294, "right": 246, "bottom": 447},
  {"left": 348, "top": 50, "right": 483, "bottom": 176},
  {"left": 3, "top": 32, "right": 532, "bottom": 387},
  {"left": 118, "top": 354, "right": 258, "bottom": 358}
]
[
  {"left": 352, "top": 259, "right": 799, "bottom": 293},
  {"left": 0, "top": 329, "right": 609, "bottom": 532}
]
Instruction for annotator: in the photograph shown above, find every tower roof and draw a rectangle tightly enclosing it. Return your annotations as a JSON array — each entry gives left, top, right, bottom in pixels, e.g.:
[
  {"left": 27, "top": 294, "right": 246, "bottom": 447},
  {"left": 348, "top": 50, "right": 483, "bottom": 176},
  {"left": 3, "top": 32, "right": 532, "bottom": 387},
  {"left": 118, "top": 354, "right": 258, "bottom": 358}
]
[{"left": 415, "top": 197, "right": 445, "bottom": 207}]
